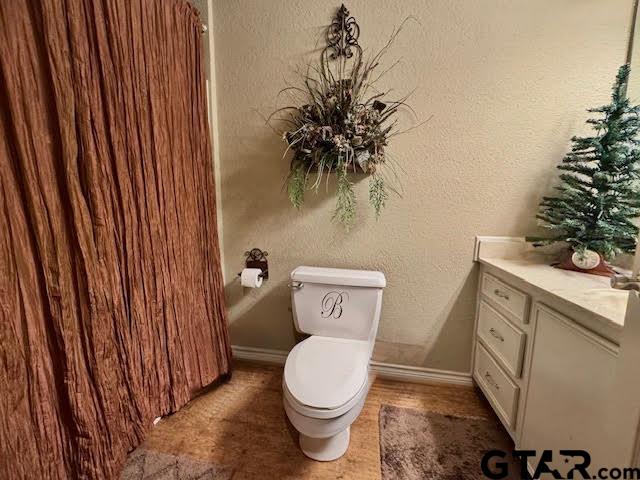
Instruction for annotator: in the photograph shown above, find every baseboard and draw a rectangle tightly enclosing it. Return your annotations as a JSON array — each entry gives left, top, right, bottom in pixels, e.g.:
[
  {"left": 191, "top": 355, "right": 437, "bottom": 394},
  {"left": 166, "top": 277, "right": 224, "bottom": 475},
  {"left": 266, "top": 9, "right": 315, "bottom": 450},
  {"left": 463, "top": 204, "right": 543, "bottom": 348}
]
[
  {"left": 231, "top": 345, "right": 474, "bottom": 387},
  {"left": 232, "top": 345, "right": 288, "bottom": 365},
  {"left": 369, "top": 360, "right": 474, "bottom": 386}
]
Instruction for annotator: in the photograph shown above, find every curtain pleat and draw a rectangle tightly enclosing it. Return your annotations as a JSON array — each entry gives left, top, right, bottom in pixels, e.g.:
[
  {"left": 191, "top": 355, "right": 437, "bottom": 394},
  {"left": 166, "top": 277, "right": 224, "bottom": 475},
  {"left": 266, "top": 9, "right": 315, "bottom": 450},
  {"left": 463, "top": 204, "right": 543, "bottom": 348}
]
[{"left": 0, "top": 1, "right": 231, "bottom": 478}]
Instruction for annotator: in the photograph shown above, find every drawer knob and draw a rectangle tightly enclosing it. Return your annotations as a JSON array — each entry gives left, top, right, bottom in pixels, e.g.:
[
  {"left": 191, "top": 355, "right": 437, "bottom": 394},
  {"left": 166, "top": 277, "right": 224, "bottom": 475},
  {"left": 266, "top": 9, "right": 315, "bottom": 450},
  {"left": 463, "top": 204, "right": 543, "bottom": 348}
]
[
  {"left": 485, "top": 372, "right": 500, "bottom": 390},
  {"left": 489, "top": 328, "right": 505, "bottom": 342},
  {"left": 494, "top": 289, "right": 510, "bottom": 300}
]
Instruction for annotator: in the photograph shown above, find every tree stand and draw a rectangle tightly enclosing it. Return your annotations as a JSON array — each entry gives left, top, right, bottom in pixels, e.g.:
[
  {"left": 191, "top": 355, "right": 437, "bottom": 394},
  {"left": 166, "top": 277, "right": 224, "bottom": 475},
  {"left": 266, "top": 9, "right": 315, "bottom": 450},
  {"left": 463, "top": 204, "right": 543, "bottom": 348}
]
[{"left": 553, "top": 249, "right": 616, "bottom": 278}]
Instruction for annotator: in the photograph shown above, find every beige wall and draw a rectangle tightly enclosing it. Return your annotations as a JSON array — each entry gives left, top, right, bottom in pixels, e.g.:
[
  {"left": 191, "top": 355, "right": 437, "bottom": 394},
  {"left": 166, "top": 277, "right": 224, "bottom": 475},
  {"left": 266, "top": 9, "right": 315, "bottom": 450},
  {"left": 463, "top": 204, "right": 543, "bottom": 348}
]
[
  {"left": 631, "top": 0, "right": 640, "bottom": 100},
  {"left": 210, "top": 0, "right": 634, "bottom": 373}
]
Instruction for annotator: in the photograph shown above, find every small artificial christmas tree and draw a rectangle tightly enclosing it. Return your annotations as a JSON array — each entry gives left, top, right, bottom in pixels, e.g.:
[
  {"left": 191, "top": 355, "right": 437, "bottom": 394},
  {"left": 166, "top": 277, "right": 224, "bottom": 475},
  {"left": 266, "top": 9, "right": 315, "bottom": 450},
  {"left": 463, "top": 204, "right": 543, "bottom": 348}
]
[{"left": 534, "top": 65, "right": 640, "bottom": 275}]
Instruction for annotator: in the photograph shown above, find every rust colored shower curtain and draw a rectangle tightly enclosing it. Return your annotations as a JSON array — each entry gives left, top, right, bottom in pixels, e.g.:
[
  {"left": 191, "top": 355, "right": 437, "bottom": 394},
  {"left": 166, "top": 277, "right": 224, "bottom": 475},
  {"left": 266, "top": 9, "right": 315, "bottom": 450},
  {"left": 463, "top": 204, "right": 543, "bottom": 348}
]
[{"left": 0, "top": 1, "right": 231, "bottom": 478}]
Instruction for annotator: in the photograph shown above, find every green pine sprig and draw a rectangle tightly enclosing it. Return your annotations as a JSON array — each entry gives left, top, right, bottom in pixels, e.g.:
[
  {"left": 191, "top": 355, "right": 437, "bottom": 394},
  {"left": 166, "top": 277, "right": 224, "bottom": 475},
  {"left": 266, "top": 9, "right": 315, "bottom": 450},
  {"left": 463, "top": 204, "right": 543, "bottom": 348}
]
[
  {"left": 369, "top": 175, "right": 388, "bottom": 219},
  {"left": 333, "top": 166, "right": 357, "bottom": 228}
]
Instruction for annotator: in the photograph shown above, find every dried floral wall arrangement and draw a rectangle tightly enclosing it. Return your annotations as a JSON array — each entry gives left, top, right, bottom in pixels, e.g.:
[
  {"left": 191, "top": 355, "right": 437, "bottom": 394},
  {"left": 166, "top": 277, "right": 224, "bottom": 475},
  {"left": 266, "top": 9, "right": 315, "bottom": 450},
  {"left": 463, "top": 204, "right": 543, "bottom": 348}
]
[{"left": 269, "top": 4, "right": 421, "bottom": 228}]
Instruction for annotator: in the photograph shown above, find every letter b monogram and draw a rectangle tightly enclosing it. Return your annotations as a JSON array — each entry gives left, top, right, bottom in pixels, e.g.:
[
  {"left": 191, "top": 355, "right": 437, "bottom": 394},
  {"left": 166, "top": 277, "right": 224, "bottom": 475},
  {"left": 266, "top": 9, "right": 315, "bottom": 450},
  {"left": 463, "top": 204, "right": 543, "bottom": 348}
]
[{"left": 321, "top": 291, "right": 348, "bottom": 319}]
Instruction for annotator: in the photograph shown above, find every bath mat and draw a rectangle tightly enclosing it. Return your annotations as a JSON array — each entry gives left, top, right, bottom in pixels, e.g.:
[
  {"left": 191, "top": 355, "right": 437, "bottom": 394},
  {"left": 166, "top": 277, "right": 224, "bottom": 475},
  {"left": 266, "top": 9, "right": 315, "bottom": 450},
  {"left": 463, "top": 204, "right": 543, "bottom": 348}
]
[
  {"left": 120, "top": 448, "right": 233, "bottom": 480},
  {"left": 379, "top": 404, "right": 520, "bottom": 480}
]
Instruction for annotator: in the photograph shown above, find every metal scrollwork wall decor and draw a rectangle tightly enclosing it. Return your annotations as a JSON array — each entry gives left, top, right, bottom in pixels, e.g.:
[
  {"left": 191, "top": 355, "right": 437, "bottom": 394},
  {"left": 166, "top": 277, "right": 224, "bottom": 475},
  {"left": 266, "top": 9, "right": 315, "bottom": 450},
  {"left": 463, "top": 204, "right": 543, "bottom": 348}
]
[{"left": 326, "top": 4, "right": 361, "bottom": 59}]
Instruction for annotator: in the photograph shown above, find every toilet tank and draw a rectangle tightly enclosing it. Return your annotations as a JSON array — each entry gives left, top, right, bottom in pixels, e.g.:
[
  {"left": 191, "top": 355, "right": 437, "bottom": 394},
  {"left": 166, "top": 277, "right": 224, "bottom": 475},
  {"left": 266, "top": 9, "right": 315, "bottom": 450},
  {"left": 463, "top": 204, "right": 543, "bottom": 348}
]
[{"left": 290, "top": 266, "right": 386, "bottom": 343}]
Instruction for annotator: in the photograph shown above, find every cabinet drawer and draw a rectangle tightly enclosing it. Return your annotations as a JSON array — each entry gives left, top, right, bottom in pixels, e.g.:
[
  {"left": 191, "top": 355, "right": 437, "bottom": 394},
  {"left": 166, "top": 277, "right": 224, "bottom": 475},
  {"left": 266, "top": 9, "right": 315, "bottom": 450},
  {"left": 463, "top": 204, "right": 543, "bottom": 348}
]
[
  {"left": 474, "top": 342, "right": 520, "bottom": 430},
  {"left": 477, "top": 301, "right": 526, "bottom": 378},
  {"left": 482, "top": 273, "right": 530, "bottom": 324}
]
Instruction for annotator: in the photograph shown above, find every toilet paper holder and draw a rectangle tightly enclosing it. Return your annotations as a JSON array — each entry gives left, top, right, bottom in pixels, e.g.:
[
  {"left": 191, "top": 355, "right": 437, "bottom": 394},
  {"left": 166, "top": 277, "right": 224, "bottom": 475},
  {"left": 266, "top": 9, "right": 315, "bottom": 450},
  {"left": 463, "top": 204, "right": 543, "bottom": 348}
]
[{"left": 237, "top": 248, "right": 269, "bottom": 280}]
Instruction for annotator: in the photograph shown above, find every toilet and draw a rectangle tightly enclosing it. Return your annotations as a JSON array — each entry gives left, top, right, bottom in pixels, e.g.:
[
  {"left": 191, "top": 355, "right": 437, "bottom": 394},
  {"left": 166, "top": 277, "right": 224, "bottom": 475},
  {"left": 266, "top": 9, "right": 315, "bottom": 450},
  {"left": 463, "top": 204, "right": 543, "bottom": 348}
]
[{"left": 283, "top": 266, "right": 386, "bottom": 461}]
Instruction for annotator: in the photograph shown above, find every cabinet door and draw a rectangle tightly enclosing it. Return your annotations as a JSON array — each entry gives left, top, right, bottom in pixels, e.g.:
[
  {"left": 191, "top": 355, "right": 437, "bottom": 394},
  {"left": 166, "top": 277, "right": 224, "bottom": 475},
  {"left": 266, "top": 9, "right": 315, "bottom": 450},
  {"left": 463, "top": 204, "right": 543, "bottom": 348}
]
[
  {"left": 608, "top": 292, "right": 640, "bottom": 466},
  {"left": 520, "top": 304, "right": 618, "bottom": 476}
]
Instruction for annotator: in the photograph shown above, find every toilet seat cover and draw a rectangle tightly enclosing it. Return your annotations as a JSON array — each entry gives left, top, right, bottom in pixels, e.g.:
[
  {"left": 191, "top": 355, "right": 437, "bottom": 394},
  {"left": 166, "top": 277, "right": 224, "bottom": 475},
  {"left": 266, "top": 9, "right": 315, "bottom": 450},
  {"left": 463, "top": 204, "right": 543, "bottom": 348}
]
[{"left": 284, "top": 336, "right": 370, "bottom": 410}]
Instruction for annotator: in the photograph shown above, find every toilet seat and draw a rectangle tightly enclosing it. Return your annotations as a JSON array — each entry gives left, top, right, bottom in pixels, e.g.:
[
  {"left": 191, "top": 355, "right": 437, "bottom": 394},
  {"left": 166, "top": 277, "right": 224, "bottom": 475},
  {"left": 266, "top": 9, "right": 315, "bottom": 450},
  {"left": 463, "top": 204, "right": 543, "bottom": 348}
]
[
  {"left": 284, "top": 336, "right": 370, "bottom": 416},
  {"left": 283, "top": 377, "right": 369, "bottom": 419}
]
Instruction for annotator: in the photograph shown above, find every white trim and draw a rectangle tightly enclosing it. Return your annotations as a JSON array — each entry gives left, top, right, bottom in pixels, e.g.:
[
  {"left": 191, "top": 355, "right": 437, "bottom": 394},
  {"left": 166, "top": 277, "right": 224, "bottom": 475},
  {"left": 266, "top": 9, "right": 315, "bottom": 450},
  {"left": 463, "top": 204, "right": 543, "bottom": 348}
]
[
  {"left": 369, "top": 360, "right": 473, "bottom": 386},
  {"left": 232, "top": 345, "right": 288, "bottom": 365},
  {"left": 231, "top": 345, "right": 474, "bottom": 387}
]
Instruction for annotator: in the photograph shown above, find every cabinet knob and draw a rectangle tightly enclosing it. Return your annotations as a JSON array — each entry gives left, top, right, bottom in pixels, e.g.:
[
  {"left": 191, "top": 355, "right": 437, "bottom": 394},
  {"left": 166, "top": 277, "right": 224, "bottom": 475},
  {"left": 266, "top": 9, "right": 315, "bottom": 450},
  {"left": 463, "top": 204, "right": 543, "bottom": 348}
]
[
  {"left": 494, "top": 289, "right": 510, "bottom": 300},
  {"left": 485, "top": 372, "right": 500, "bottom": 390},
  {"left": 489, "top": 328, "right": 505, "bottom": 342}
]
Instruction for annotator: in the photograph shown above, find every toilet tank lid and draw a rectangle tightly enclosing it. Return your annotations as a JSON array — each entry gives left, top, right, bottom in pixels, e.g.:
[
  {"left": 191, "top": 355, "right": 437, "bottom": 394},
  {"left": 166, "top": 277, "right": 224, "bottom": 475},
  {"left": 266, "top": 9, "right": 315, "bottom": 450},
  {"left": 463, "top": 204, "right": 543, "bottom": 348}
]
[{"left": 291, "top": 266, "right": 386, "bottom": 288}]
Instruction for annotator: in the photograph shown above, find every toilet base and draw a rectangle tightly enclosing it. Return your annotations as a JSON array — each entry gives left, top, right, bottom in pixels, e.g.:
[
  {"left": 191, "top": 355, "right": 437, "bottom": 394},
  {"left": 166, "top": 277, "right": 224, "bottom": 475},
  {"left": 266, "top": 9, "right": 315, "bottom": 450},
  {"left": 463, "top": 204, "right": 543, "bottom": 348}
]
[{"left": 299, "top": 427, "right": 350, "bottom": 461}]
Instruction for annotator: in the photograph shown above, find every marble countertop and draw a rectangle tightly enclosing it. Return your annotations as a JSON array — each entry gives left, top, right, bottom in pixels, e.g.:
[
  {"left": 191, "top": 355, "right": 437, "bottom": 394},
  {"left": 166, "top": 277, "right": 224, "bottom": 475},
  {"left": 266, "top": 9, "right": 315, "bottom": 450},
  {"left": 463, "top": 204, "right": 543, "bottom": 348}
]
[{"left": 478, "top": 254, "right": 629, "bottom": 343}]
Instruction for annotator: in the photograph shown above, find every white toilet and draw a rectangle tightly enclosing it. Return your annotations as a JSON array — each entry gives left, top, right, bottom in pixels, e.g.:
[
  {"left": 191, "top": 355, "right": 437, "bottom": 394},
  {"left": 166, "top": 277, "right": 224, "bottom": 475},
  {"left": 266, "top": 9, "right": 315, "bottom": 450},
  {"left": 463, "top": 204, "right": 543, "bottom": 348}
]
[{"left": 283, "top": 266, "right": 386, "bottom": 461}]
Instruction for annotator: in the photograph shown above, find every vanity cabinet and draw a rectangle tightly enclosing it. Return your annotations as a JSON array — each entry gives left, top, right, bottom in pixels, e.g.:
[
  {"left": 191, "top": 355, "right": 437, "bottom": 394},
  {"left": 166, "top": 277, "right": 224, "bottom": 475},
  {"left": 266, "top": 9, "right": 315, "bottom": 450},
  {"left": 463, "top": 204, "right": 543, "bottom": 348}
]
[{"left": 473, "top": 265, "right": 623, "bottom": 470}]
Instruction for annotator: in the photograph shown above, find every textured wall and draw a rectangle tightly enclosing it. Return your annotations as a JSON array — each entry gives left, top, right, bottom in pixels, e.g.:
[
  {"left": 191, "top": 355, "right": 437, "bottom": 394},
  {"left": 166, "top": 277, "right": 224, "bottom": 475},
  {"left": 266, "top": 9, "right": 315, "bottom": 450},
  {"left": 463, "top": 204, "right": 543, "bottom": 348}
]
[
  {"left": 631, "top": 5, "right": 640, "bottom": 100},
  {"left": 211, "top": 0, "right": 634, "bottom": 372}
]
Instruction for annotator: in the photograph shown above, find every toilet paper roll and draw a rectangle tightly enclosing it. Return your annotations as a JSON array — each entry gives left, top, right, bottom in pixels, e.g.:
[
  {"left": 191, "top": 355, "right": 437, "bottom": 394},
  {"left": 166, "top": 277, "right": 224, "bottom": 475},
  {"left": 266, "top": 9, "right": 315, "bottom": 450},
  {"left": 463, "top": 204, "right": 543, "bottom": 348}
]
[{"left": 240, "top": 268, "right": 263, "bottom": 288}]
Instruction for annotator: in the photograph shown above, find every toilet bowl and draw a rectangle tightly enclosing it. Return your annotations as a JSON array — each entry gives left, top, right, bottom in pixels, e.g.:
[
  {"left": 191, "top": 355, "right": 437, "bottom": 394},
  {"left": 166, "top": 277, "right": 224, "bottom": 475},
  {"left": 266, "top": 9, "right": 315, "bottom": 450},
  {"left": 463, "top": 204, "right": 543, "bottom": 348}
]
[{"left": 284, "top": 266, "right": 386, "bottom": 461}]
